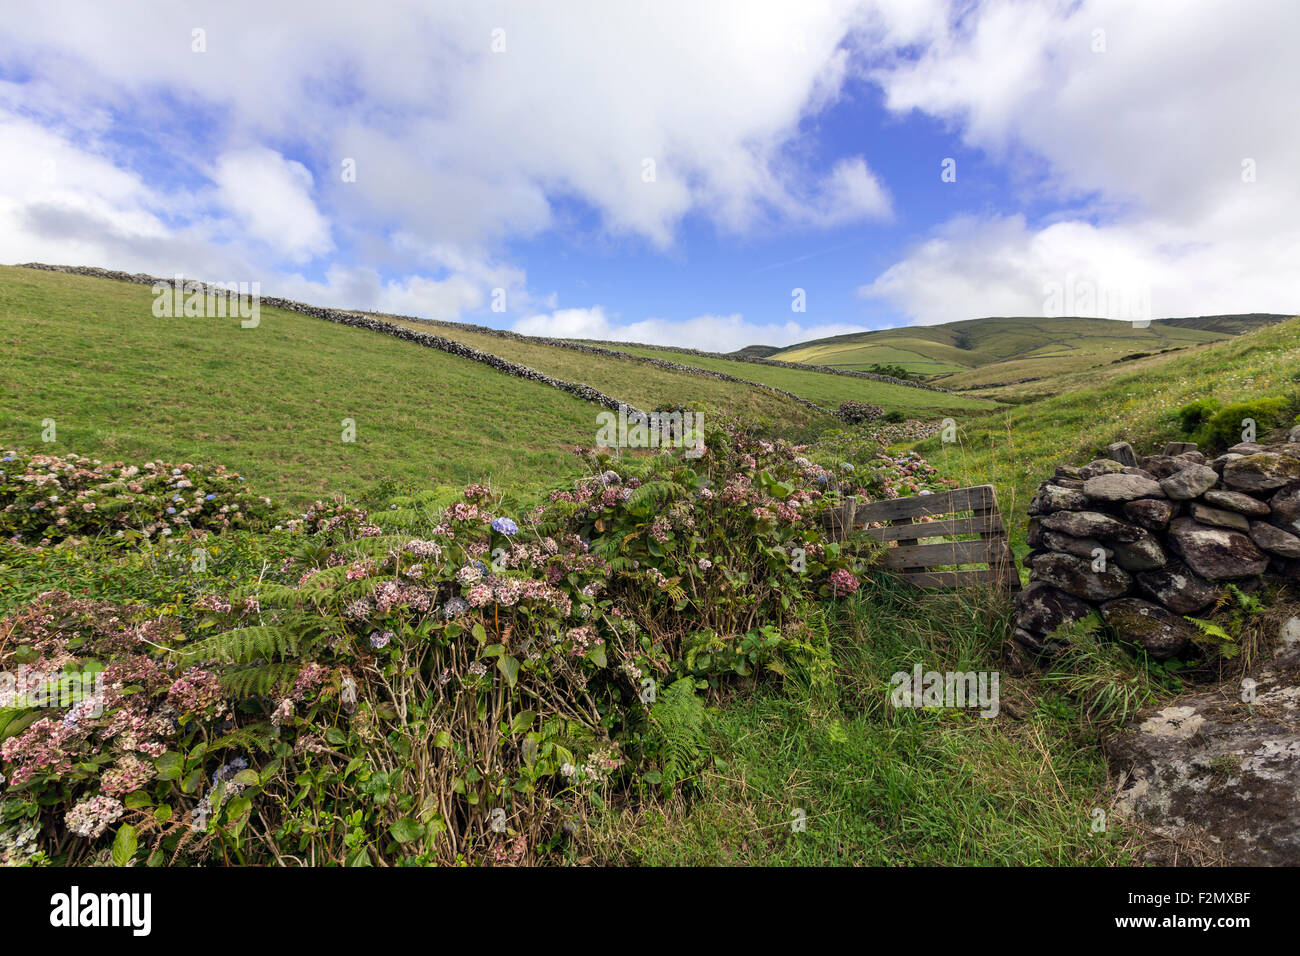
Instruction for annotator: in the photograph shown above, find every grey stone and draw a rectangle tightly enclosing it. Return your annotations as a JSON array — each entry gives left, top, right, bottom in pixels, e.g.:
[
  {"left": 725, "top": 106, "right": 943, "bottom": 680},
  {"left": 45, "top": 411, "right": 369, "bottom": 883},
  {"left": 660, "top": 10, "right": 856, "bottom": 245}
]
[
  {"left": 1079, "top": 458, "right": 1126, "bottom": 479},
  {"left": 1027, "top": 483, "right": 1090, "bottom": 515},
  {"left": 1188, "top": 502, "right": 1251, "bottom": 532},
  {"left": 1210, "top": 453, "right": 1244, "bottom": 475},
  {"left": 1104, "top": 644, "right": 1300, "bottom": 866},
  {"left": 1100, "top": 598, "right": 1197, "bottom": 660},
  {"left": 1029, "top": 552, "right": 1132, "bottom": 600},
  {"left": 1106, "top": 441, "right": 1138, "bottom": 467},
  {"left": 1268, "top": 486, "right": 1300, "bottom": 536},
  {"left": 1123, "top": 498, "right": 1177, "bottom": 530},
  {"left": 1226, "top": 442, "right": 1266, "bottom": 456},
  {"left": 1039, "top": 510, "right": 1142, "bottom": 543},
  {"left": 1041, "top": 530, "right": 1112, "bottom": 561},
  {"left": 1222, "top": 453, "right": 1300, "bottom": 493},
  {"left": 1163, "top": 441, "right": 1198, "bottom": 456},
  {"left": 1168, "top": 517, "right": 1270, "bottom": 579},
  {"left": 1083, "top": 472, "right": 1164, "bottom": 503},
  {"left": 1159, "top": 464, "right": 1219, "bottom": 500},
  {"left": 1014, "top": 582, "right": 1094, "bottom": 637},
  {"left": 1110, "top": 528, "right": 1168, "bottom": 572},
  {"left": 1200, "top": 488, "right": 1271, "bottom": 517},
  {"left": 1135, "top": 562, "right": 1222, "bottom": 614},
  {"left": 1249, "top": 521, "right": 1300, "bottom": 559},
  {"left": 1140, "top": 455, "right": 1184, "bottom": 479}
]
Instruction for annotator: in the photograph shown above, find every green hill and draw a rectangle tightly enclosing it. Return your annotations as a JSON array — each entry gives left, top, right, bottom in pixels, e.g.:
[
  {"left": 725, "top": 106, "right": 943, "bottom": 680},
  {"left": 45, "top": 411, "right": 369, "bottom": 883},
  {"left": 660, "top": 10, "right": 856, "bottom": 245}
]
[
  {"left": 0, "top": 266, "right": 604, "bottom": 505},
  {"left": 770, "top": 314, "right": 1293, "bottom": 388},
  {"left": 908, "top": 316, "right": 1300, "bottom": 555}
]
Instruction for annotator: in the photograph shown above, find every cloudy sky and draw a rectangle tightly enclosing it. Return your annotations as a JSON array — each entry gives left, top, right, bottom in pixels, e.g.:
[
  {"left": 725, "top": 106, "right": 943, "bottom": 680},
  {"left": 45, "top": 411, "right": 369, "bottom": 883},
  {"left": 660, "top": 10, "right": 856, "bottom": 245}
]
[{"left": 1, "top": 0, "right": 1296, "bottom": 350}]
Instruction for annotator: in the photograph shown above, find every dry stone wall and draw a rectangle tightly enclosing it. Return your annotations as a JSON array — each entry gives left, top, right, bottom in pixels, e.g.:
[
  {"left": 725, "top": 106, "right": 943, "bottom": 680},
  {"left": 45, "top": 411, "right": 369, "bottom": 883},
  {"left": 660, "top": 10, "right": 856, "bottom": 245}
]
[
  {"left": 1013, "top": 428, "right": 1300, "bottom": 661},
  {"left": 17, "top": 263, "right": 644, "bottom": 415},
  {"left": 18, "top": 263, "right": 830, "bottom": 418}
]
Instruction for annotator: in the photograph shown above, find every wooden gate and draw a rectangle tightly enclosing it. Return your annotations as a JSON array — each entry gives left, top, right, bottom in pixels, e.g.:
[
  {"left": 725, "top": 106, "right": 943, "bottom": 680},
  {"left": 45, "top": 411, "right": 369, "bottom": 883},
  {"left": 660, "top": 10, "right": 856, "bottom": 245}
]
[{"left": 825, "top": 484, "right": 1020, "bottom": 591}]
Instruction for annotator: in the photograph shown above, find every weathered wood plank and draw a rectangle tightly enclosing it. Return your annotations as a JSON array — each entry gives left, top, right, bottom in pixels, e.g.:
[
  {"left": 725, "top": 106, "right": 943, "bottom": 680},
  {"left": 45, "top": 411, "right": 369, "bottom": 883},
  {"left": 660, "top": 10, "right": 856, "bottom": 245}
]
[
  {"left": 881, "top": 539, "right": 996, "bottom": 569},
  {"left": 851, "top": 485, "right": 995, "bottom": 524},
  {"left": 860, "top": 512, "right": 1004, "bottom": 542}
]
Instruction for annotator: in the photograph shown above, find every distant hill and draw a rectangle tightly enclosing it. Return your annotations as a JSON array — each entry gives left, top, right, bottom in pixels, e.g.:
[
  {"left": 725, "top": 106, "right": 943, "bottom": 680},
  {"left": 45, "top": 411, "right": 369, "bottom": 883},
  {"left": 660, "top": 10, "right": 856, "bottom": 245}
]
[
  {"left": 767, "top": 313, "right": 1295, "bottom": 389},
  {"left": 727, "top": 344, "right": 782, "bottom": 359}
]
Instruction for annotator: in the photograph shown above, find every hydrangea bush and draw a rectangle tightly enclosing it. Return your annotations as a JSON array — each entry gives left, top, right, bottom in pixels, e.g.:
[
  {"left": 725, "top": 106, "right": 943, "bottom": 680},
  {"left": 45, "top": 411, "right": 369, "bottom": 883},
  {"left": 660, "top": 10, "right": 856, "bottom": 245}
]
[
  {"left": 0, "top": 423, "right": 949, "bottom": 865},
  {"left": 0, "top": 450, "right": 275, "bottom": 545}
]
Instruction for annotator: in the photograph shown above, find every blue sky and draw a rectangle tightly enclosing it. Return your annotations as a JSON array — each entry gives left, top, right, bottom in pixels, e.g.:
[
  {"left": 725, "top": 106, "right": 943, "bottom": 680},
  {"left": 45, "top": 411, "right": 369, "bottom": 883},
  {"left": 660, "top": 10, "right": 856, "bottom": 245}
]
[{"left": 0, "top": 1, "right": 1295, "bottom": 351}]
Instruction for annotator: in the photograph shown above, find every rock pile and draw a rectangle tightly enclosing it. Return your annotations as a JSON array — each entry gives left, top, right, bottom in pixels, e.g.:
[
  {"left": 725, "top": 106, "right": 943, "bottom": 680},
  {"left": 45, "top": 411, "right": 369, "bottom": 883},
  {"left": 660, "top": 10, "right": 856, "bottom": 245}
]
[{"left": 1014, "top": 431, "right": 1300, "bottom": 660}]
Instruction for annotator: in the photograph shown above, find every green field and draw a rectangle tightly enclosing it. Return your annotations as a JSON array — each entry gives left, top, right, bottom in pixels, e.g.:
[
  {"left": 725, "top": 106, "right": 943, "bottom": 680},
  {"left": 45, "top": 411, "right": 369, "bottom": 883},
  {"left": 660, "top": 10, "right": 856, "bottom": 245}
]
[
  {"left": 610, "top": 344, "right": 995, "bottom": 413},
  {"left": 0, "top": 266, "right": 599, "bottom": 505},
  {"left": 908, "top": 316, "right": 1300, "bottom": 556},
  {"left": 771, "top": 314, "right": 1290, "bottom": 387},
  {"left": 379, "top": 317, "right": 832, "bottom": 433}
]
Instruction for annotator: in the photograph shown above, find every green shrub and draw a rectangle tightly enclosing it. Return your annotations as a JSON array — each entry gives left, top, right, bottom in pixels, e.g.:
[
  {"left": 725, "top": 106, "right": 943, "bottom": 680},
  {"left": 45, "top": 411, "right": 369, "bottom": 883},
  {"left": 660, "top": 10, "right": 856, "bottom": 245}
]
[
  {"left": 1194, "top": 396, "right": 1293, "bottom": 449},
  {"left": 1175, "top": 397, "right": 1220, "bottom": 434}
]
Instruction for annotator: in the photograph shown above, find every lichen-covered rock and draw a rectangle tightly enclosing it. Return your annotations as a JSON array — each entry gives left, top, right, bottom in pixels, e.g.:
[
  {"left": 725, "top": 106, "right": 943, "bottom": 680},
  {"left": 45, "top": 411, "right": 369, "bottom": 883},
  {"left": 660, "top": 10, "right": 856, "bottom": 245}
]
[
  {"left": 1041, "top": 530, "right": 1112, "bottom": 562},
  {"left": 1168, "top": 517, "right": 1269, "bottom": 579},
  {"left": 1104, "top": 643, "right": 1300, "bottom": 865},
  {"left": 1014, "top": 582, "right": 1094, "bottom": 637},
  {"left": 1250, "top": 521, "right": 1300, "bottom": 559},
  {"left": 1159, "top": 464, "right": 1219, "bottom": 500},
  {"left": 1039, "top": 510, "right": 1142, "bottom": 542},
  {"left": 1226, "top": 442, "right": 1266, "bottom": 456},
  {"left": 1079, "top": 458, "right": 1126, "bottom": 479},
  {"left": 1188, "top": 501, "right": 1250, "bottom": 532},
  {"left": 1029, "top": 552, "right": 1132, "bottom": 600},
  {"left": 1139, "top": 454, "right": 1185, "bottom": 479},
  {"left": 1084, "top": 472, "right": 1165, "bottom": 503},
  {"left": 1135, "top": 562, "right": 1222, "bottom": 614},
  {"left": 1201, "top": 488, "right": 1271, "bottom": 517},
  {"left": 1222, "top": 453, "right": 1300, "bottom": 493},
  {"left": 1100, "top": 598, "right": 1197, "bottom": 660},
  {"left": 1027, "top": 483, "right": 1089, "bottom": 515},
  {"left": 1123, "top": 497, "right": 1177, "bottom": 530}
]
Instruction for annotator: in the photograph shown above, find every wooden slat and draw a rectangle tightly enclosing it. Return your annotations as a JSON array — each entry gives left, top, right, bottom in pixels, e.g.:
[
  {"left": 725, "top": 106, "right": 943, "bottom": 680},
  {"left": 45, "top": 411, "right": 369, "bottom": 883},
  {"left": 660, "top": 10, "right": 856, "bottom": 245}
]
[
  {"left": 895, "top": 568, "right": 1000, "bottom": 588},
  {"left": 852, "top": 485, "right": 995, "bottom": 524},
  {"left": 860, "top": 512, "right": 1004, "bottom": 542},
  {"left": 882, "top": 539, "right": 995, "bottom": 569}
]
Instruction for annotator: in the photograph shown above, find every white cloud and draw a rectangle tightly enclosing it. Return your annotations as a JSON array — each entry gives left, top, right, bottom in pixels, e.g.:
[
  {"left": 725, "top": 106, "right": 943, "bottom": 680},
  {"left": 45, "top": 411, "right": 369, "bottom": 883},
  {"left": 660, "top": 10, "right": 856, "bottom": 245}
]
[
  {"left": 0, "top": 1, "right": 889, "bottom": 251},
  {"left": 514, "top": 307, "right": 863, "bottom": 353},
  {"left": 211, "top": 148, "right": 332, "bottom": 263},
  {"left": 859, "top": 0, "right": 1300, "bottom": 323}
]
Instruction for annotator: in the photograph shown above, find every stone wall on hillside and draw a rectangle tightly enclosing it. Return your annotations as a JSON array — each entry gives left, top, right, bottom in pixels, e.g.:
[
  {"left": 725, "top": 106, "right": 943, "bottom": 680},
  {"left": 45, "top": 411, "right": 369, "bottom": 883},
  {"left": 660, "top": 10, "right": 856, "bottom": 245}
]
[
  {"left": 16, "top": 264, "right": 830, "bottom": 417},
  {"left": 1013, "top": 429, "right": 1300, "bottom": 661},
  {"left": 546, "top": 337, "right": 955, "bottom": 394}
]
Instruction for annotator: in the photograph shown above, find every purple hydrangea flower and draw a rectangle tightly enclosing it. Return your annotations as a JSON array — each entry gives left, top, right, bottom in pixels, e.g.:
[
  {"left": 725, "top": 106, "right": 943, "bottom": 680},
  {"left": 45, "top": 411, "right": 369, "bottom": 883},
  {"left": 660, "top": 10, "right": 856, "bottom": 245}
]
[{"left": 491, "top": 517, "right": 518, "bottom": 536}]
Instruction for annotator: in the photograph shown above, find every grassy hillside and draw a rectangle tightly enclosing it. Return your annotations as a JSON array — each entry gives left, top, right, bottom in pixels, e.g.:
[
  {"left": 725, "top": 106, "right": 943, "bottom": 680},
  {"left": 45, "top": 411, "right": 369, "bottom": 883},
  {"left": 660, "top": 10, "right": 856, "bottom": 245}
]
[
  {"left": 378, "top": 317, "right": 832, "bottom": 433},
  {"left": 0, "top": 266, "right": 599, "bottom": 505},
  {"left": 909, "top": 316, "right": 1300, "bottom": 556},
  {"left": 609, "top": 344, "right": 996, "bottom": 413},
  {"left": 770, "top": 314, "right": 1291, "bottom": 387}
]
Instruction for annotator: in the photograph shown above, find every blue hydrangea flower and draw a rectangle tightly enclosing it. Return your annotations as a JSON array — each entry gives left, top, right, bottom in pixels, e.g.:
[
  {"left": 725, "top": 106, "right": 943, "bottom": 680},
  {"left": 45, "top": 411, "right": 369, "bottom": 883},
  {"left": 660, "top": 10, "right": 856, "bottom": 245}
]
[
  {"left": 166, "top": 507, "right": 176, "bottom": 514},
  {"left": 443, "top": 597, "right": 470, "bottom": 620},
  {"left": 205, "top": 493, "right": 215, "bottom": 500},
  {"left": 490, "top": 517, "right": 518, "bottom": 536}
]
